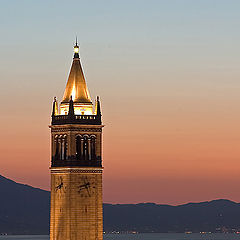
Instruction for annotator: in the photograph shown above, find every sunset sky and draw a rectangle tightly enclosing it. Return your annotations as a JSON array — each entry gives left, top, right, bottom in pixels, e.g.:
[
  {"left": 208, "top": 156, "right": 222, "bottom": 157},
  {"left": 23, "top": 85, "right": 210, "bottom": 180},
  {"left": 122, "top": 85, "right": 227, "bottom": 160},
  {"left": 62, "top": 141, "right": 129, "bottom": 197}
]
[{"left": 1, "top": 0, "right": 240, "bottom": 205}]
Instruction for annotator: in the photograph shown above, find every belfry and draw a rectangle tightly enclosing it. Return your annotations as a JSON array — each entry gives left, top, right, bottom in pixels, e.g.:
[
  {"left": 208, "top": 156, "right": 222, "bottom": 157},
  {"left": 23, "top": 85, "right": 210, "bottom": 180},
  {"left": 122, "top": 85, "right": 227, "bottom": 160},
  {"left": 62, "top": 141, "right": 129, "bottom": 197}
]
[{"left": 50, "top": 42, "right": 103, "bottom": 240}]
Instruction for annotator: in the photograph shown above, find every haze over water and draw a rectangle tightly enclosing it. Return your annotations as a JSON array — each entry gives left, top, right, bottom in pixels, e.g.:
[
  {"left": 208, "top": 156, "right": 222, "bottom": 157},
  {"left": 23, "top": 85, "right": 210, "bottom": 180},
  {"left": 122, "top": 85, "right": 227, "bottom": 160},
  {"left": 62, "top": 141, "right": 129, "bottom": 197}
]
[{"left": 0, "top": 234, "right": 240, "bottom": 240}]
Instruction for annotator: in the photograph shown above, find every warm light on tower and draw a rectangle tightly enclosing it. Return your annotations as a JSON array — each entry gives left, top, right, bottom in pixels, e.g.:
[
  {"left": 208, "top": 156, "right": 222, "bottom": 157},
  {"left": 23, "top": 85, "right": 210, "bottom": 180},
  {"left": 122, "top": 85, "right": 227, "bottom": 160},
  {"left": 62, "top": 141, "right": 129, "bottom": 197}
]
[
  {"left": 74, "top": 45, "right": 79, "bottom": 53},
  {"left": 71, "top": 84, "right": 76, "bottom": 101},
  {"left": 58, "top": 41, "right": 95, "bottom": 116}
]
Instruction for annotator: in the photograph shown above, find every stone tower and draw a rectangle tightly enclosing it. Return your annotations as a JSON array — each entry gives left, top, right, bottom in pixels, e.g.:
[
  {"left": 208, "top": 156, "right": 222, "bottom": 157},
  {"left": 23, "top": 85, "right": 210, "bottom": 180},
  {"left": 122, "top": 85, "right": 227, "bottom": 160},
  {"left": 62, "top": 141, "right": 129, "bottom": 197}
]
[{"left": 50, "top": 42, "right": 103, "bottom": 240}]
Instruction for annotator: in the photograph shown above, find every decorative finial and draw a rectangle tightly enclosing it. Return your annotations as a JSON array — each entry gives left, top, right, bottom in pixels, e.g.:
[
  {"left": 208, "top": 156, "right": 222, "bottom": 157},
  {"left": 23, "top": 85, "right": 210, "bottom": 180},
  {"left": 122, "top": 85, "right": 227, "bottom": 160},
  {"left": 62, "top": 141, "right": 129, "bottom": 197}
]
[
  {"left": 52, "top": 97, "right": 58, "bottom": 116},
  {"left": 96, "top": 95, "right": 102, "bottom": 120},
  {"left": 75, "top": 36, "right": 78, "bottom": 46},
  {"left": 74, "top": 37, "right": 79, "bottom": 57},
  {"left": 68, "top": 95, "right": 75, "bottom": 116}
]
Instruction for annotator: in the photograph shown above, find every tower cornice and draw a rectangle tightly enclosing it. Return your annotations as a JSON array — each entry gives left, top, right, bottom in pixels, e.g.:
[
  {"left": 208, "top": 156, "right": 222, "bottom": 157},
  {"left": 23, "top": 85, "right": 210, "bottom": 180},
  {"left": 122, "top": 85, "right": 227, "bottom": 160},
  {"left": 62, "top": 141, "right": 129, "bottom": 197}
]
[
  {"left": 49, "top": 124, "right": 104, "bottom": 133},
  {"left": 50, "top": 167, "right": 103, "bottom": 174}
]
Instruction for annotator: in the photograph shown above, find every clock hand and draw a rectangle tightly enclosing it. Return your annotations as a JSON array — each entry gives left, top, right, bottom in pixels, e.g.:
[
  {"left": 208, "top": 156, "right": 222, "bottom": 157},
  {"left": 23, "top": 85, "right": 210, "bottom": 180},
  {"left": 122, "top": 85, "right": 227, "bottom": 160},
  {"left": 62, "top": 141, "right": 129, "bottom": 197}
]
[
  {"left": 56, "top": 182, "right": 63, "bottom": 191},
  {"left": 78, "top": 184, "right": 86, "bottom": 192},
  {"left": 79, "top": 182, "right": 90, "bottom": 188},
  {"left": 78, "top": 182, "right": 90, "bottom": 194},
  {"left": 85, "top": 185, "right": 91, "bottom": 197}
]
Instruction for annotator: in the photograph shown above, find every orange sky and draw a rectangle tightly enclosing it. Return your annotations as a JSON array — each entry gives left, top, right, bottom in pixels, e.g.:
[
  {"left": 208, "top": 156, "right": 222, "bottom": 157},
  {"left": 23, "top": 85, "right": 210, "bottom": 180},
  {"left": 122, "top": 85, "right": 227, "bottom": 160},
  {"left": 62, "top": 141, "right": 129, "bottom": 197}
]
[
  {"left": 1, "top": 1, "right": 240, "bottom": 205},
  {"left": 1, "top": 90, "right": 240, "bottom": 204}
]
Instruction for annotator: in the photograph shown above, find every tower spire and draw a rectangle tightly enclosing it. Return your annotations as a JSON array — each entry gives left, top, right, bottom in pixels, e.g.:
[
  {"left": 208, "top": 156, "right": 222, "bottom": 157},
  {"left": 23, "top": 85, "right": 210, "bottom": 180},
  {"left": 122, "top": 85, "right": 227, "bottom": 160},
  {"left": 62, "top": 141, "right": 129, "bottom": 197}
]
[{"left": 61, "top": 41, "right": 92, "bottom": 104}]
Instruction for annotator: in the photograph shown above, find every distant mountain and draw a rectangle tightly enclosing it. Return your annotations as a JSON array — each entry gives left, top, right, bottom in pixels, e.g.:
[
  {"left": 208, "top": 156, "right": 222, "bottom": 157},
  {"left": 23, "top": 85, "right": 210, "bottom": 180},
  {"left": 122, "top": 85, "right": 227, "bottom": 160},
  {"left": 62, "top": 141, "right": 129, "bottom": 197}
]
[
  {"left": 104, "top": 200, "right": 240, "bottom": 233},
  {"left": 0, "top": 175, "right": 50, "bottom": 234},
  {"left": 0, "top": 174, "right": 240, "bottom": 234}
]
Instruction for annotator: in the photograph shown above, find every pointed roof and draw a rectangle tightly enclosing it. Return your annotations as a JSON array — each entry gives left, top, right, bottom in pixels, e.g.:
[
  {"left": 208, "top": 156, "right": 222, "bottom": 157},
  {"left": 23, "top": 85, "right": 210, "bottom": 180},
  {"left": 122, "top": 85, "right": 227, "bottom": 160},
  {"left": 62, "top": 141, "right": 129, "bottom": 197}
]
[{"left": 61, "top": 43, "right": 92, "bottom": 104}]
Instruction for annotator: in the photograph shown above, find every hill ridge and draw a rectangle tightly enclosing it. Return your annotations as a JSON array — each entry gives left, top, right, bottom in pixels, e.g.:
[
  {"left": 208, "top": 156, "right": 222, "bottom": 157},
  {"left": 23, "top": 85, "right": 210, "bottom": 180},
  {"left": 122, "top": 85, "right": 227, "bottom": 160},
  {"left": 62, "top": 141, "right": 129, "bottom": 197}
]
[{"left": 0, "top": 174, "right": 240, "bottom": 234}]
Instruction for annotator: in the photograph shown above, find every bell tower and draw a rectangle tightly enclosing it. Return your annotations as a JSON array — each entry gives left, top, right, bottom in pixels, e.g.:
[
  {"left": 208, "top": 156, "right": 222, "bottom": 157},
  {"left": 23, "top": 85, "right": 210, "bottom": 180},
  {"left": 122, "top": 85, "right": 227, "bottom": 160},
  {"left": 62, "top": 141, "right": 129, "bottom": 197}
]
[{"left": 50, "top": 42, "right": 103, "bottom": 240}]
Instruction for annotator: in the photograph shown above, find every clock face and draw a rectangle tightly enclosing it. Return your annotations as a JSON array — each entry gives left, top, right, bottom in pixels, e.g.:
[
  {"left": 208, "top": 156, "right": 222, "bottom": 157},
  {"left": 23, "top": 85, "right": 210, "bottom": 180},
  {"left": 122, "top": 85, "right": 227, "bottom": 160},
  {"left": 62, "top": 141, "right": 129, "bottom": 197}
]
[
  {"left": 76, "top": 176, "right": 96, "bottom": 198},
  {"left": 55, "top": 176, "right": 66, "bottom": 194}
]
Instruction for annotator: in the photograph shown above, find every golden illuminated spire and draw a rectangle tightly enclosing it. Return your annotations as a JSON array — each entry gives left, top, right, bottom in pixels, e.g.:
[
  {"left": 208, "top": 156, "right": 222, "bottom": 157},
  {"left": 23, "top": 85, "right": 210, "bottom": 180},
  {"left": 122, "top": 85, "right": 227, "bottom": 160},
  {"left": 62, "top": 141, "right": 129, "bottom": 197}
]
[{"left": 61, "top": 41, "right": 92, "bottom": 104}]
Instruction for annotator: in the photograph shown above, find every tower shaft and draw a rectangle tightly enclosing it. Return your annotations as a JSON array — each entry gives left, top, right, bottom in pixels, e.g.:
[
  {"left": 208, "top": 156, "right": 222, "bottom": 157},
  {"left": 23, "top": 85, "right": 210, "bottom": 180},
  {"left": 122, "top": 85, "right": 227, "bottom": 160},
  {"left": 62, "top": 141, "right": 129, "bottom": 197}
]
[{"left": 50, "top": 168, "right": 103, "bottom": 240}]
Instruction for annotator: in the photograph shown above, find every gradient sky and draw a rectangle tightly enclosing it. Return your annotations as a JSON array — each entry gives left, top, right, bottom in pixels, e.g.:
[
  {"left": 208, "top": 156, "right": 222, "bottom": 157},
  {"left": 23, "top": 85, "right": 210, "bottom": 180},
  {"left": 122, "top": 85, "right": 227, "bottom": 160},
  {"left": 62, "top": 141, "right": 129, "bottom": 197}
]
[{"left": 0, "top": 0, "right": 240, "bottom": 205}]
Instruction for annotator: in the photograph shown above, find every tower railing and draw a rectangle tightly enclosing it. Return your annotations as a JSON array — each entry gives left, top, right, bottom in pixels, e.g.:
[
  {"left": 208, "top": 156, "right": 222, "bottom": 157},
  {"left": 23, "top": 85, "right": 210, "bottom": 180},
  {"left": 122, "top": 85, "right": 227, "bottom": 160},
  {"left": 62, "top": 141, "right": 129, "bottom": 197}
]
[
  {"left": 51, "top": 156, "right": 102, "bottom": 167},
  {"left": 52, "top": 114, "right": 101, "bottom": 125}
]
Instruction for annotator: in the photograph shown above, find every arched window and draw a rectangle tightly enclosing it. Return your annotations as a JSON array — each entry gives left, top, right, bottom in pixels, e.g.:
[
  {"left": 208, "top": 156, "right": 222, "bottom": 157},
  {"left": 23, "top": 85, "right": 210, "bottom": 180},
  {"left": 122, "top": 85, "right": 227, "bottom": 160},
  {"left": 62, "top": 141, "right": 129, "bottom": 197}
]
[
  {"left": 76, "top": 135, "right": 82, "bottom": 160},
  {"left": 60, "top": 136, "right": 63, "bottom": 160},
  {"left": 83, "top": 135, "right": 89, "bottom": 160},
  {"left": 90, "top": 135, "right": 96, "bottom": 160},
  {"left": 55, "top": 135, "right": 68, "bottom": 160},
  {"left": 63, "top": 136, "right": 67, "bottom": 160},
  {"left": 55, "top": 136, "right": 60, "bottom": 160}
]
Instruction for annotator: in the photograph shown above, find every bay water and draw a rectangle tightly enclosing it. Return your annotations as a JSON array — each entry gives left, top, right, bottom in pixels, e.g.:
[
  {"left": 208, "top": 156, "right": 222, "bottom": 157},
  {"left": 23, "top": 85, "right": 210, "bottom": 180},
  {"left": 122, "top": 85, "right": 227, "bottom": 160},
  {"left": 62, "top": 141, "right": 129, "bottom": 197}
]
[{"left": 0, "top": 234, "right": 240, "bottom": 240}]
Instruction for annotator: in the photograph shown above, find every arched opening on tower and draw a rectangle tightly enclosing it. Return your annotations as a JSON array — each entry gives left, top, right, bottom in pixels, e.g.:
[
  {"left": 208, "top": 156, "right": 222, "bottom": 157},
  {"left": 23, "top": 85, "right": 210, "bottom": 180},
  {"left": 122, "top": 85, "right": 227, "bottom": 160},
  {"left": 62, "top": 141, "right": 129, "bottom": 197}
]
[
  {"left": 76, "top": 135, "right": 82, "bottom": 160},
  {"left": 63, "top": 136, "right": 67, "bottom": 160},
  {"left": 91, "top": 135, "right": 96, "bottom": 160},
  {"left": 55, "top": 136, "right": 60, "bottom": 160},
  {"left": 83, "top": 135, "right": 89, "bottom": 161},
  {"left": 55, "top": 135, "right": 67, "bottom": 161}
]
